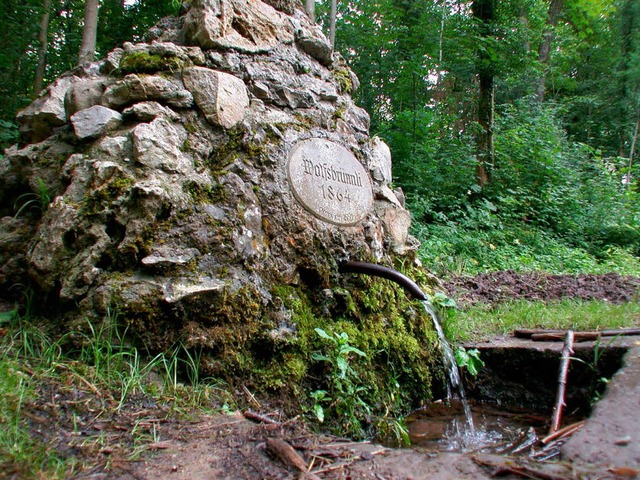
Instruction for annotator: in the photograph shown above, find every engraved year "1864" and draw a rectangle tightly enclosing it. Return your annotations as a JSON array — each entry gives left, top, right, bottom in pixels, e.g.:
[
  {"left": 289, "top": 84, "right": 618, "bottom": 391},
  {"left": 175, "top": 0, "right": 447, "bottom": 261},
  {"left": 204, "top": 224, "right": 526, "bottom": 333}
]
[{"left": 321, "top": 184, "right": 352, "bottom": 203}]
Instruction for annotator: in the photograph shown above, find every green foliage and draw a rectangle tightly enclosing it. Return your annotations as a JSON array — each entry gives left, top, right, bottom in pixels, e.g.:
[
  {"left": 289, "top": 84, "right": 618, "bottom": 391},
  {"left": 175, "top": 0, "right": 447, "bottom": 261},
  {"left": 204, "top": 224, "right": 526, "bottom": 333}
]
[
  {"left": 407, "top": 99, "right": 640, "bottom": 276},
  {"left": 310, "top": 328, "right": 370, "bottom": 436},
  {"left": 454, "top": 347, "right": 484, "bottom": 377},
  {"left": 13, "top": 178, "right": 51, "bottom": 218},
  {"left": 0, "top": 119, "right": 18, "bottom": 151},
  {"left": 328, "top": 1, "right": 639, "bottom": 277}
]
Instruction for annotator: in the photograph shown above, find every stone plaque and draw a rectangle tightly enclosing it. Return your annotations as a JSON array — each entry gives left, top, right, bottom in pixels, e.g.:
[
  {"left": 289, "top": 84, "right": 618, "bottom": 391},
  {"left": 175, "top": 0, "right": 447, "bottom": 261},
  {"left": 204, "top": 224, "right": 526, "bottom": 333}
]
[{"left": 288, "top": 139, "right": 373, "bottom": 225}]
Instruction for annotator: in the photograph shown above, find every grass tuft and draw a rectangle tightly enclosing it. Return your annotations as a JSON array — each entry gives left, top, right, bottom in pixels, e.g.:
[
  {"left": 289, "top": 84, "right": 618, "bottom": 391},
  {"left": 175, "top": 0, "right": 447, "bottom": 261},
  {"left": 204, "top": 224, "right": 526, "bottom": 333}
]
[{"left": 0, "top": 310, "right": 234, "bottom": 477}]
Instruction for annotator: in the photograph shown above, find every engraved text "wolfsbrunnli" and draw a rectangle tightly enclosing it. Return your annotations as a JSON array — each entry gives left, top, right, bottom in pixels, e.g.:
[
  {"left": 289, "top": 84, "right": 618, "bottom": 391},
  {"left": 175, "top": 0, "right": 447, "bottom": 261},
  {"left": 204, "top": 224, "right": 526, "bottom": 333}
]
[{"left": 302, "top": 158, "right": 364, "bottom": 188}]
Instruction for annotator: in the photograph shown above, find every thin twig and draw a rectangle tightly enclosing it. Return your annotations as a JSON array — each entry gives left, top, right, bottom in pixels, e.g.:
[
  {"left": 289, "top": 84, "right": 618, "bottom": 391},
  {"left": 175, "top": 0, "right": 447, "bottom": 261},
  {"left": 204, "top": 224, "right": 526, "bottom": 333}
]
[
  {"left": 243, "top": 385, "right": 261, "bottom": 409},
  {"left": 244, "top": 410, "right": 281, "bottom": 425},
  {"left": 549, "top": 330, "right": 574, "bottom": 435},
  {"left": 541, "top": 420, "right": 585, "bottom": 444}
]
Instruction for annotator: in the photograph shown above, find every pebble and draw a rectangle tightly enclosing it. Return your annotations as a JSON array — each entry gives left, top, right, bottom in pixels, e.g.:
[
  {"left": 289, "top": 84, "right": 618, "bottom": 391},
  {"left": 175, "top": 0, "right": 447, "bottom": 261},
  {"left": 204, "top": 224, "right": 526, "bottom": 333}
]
[{"left": 614, "top": 436, "right": 632, "bottom": 446}]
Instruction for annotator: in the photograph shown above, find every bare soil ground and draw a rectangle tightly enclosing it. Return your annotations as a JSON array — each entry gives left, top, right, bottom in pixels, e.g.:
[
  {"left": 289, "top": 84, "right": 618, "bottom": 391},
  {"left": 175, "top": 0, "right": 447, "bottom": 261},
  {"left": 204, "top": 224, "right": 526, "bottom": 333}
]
[
  {"left": 4, "top": 271, "right": 640, "bottom": 479},
  {"left": 443, "top": 270, "right": 640, "bottom": 305}
]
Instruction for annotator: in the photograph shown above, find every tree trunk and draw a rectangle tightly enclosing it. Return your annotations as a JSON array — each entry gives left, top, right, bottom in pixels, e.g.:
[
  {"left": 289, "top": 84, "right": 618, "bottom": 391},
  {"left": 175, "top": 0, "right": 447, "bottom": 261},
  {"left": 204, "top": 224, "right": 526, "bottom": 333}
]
[
  {"left": 626, "top": 103, "right": 640, "bottom": 189},
  {"left": 473, "top": 0, "right": 495, "bottom": 187},
  {"left": 34, "top": 0, "right": 52, "bottom": 95},
  {"left": 305, "top": 0, "right": 315, "bottom": 22},
  {"left": 536, "top": 0, "right": 563, "bottom": 102},
  {"left": 78, "top": 0, "right": 99, "bottom": 65},
  {"left": 476, "top": 74, "right": 494, "bottom": 186},
  {"left": 329, "top": 0, "right": 337, "bottom": 48}
]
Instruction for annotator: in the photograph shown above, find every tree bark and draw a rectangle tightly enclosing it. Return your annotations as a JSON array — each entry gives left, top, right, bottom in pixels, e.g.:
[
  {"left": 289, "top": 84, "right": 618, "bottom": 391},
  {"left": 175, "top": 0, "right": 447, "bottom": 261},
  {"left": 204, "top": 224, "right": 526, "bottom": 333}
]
[
  {"left": 305, "top": 0, "right": 315, "bottom": 22},
  {"left": 78, "top": 0, "right": 99, "bottom": 65},
  {"left": 34, "top": 0, "right": 52, "bottom": 95},
  {"left": 626, "top": 106, "right": 639, "bottom": 189},
  {"left": 472, "top": 0, "right": 495, "bottom": 187},
  {"left": 536, "top": 0, "right": 563, "bottom": 102},
  {"left": 329, "top": 0, "right": 337, "bottom": 48}
]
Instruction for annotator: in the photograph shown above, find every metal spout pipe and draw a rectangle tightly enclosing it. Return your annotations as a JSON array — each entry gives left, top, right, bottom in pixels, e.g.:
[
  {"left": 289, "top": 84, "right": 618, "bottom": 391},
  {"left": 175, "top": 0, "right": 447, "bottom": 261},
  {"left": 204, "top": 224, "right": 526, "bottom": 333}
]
[{"left": 338, "top": 260, "right": 428, "bottom": 301}]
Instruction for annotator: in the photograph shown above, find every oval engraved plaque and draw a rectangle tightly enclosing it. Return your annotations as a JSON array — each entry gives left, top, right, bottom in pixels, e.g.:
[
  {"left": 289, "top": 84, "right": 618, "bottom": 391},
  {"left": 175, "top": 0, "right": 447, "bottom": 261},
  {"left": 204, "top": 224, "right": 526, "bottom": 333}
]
[{"left": 288, "top": 139, "right": 373, "bottom": 226}]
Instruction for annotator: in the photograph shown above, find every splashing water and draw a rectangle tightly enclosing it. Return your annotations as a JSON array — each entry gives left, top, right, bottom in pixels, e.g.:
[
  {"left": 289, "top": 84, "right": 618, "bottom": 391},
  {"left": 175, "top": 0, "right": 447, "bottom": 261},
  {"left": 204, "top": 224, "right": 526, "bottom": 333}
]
[{"left": 422, "top": 301, "right": 475, "bottom": 433}]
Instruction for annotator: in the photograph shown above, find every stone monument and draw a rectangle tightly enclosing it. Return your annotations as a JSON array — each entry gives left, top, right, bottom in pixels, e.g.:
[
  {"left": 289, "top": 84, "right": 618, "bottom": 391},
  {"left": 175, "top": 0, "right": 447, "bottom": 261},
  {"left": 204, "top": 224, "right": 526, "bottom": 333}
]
[{"left": 0, "top": 0, "right": 432, "bottom": 398}]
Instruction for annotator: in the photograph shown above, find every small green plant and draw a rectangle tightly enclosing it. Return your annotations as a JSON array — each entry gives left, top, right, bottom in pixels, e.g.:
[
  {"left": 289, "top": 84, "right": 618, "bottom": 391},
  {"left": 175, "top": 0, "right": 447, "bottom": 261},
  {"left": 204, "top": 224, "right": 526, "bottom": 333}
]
[
  {"left": 454, "top": 347, "right": 485, "bottom": 377},
  {"left": 374, "top": 415, "right": 411, "bottom": 447},
  {"left": 13, "top": 179, "right": 51, "bottom": 218},
  {"left": 0, "top": 307, "right": 17, "bottom": 325},
  {"left": 310, "top": 328, "right": 370, "bottom": 437},
  {"left": 571, "top": 335, "right": 621, "bottom": 405},
  {"left": 429, "top": 292, "right": 457, "bottom": 309},
  {"left": 0, "top": 119, "right": 18, "bottom": 150}
]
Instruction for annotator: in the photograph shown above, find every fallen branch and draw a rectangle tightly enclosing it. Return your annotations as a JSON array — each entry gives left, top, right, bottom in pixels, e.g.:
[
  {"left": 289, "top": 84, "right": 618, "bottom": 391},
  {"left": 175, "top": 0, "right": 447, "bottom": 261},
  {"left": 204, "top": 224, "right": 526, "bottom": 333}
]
[
  {"left": 310, "top": 448, "right": 387, "bottom": 475},
  {"left": 244, "top": 410, "right": 281, "bottom": 425},
  {"left": 541, "top": 420, "right": 585, "bottom": 445},
  {"left": 514, "top": 327, "right": 640, "bottom": 341},
  {"left": 474, "top": 453, "right": 581, "bottom": 480},
  {"left": 549, "top": 331, "right": 574, "bottom": 436},
  {"left": 531, "top": 332, "right": 600, "bottom": 342},
  {"left": 514, "top": 329, "right": 564, "bottom": 338},
  {"left": 266, "top": 437, "right": 308, "bottom": 472}
]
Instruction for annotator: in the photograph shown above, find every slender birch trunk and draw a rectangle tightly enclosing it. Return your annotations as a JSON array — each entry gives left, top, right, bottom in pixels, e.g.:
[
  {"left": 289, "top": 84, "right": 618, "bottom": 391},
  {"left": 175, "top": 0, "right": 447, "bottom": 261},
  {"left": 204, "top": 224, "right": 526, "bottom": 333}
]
[
  {"left": 329, "top": 0, "right": 337, "bottom": 48},
  {"left": 305, "top": 0, "right": 315, "bottom": 22},
  {"left": 79, "top": 0, "right": 99, "bottom": 65},
  {"left": 34, "top": 0, "right": 52, "bottom": 94}
]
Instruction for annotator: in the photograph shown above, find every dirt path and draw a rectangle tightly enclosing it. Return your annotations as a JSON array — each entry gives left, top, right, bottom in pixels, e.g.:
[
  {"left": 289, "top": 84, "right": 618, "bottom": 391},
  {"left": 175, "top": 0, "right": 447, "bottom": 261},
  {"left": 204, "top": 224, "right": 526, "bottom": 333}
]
[
  {"left": 110, "top": 412, "right": 495, "bottom": 480},
  {"left": 6, "top": 271, "right": 639, "bottom": 479}
]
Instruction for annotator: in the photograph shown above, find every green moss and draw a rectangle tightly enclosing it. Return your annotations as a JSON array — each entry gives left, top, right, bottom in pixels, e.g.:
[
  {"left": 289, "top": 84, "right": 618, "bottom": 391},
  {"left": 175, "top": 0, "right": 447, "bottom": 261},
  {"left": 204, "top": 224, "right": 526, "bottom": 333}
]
[
  {"left": 184, "top": 122, "right": 199, "bottom": 134},
  {"left": 333, "top": 67, "right": 353, "bottom": 94},
  {"left": 205, "top": 130, "right": 244, "bottom": 171},
  {"left": 267, "top": 275, "right": 438, "bottom": 436},
  {"left": 205, "top": 128, "right": 272, "bottom": 171},
  {"left": 185, "top": 181, "right": 226, "bottom": 205},
  {"left": 334, "top": 104, "right": 347, "bottom": 121},
  {"left": 259, "top": 354, "right": 307, "bottom": 390},
  {"left": 119, "top": 51, "right": 185, "bottom": 74},
  {"left": 81, "top": 175, "right": 134, "bottom": 217},
  {"left": 105, "top": 257, "right": 439, "bottom": 438}
]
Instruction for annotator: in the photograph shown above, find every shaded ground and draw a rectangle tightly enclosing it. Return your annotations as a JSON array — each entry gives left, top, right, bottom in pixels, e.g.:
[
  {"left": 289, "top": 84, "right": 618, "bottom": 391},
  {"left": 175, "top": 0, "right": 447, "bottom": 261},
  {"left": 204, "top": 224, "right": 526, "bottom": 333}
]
[{"left": 4, "top": 271, "right": 640, "bottom": 479}]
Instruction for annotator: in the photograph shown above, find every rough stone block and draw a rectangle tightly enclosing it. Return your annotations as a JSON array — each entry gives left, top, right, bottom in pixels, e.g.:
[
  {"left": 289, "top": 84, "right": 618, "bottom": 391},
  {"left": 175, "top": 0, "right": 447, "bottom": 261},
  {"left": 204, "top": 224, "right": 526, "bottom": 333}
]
[
  {"left": 183, "top": 66, "right": 249, "bottom": 128},
  {"left": 70, "top": 105, "right": 122, "bottom": 140}
]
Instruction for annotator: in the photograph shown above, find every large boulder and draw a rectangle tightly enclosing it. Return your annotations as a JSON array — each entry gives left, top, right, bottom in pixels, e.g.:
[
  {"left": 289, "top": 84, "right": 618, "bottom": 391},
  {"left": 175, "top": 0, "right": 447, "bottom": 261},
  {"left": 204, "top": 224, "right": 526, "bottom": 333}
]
[
  {"left": 182, "top": 0, "right": 295, "bottom": 52},
  {"left": 0, "top": 0, "right": 434, "bottom": 412}
]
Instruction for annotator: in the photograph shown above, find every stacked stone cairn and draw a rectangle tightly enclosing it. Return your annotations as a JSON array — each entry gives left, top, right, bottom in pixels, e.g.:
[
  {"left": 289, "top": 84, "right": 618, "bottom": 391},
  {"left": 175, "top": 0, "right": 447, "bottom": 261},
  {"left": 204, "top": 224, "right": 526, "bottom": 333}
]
[{"left": 0, "top": 0, "right": 418, "bottom": 376}]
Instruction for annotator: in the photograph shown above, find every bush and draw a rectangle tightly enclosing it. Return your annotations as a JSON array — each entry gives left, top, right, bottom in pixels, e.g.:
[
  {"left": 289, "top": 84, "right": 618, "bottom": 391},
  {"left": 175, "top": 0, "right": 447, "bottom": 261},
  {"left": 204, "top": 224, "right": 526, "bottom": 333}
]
[{"left": 394, "top": 99, "right": 640, "bottom": 276}]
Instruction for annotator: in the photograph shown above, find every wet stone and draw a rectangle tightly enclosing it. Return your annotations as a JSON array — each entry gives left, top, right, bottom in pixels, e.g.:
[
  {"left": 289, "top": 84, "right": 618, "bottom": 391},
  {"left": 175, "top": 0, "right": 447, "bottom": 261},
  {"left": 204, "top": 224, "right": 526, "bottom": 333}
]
[{"left": 287, "top": 138, "right": 373, "bottom": 226}]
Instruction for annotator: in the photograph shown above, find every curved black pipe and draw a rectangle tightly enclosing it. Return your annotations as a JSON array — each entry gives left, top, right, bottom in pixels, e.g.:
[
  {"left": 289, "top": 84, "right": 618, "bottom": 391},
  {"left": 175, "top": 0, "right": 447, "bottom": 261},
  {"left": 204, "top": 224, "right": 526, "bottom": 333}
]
[{"left": 338, "top": 260, "right": 428, "bottom": 301}]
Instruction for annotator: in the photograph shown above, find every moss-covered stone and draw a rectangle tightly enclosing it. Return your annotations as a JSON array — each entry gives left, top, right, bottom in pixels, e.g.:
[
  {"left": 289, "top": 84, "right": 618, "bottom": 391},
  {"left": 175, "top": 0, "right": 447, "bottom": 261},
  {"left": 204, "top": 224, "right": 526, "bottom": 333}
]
[
  {"left": 81, "top": 175, "right": 134, "bottom": 217},
  {"left": 185, "top": 181, "right": 225, "bottom": 205},
  {"left": 119, "top": 51, "right": 186, "bottom": 74},
  {"left": 246, "top": 274, "right": 439, "bottom": 437},
  {"left": 333, "top": 67, "right": 353, "bottom": 94}
]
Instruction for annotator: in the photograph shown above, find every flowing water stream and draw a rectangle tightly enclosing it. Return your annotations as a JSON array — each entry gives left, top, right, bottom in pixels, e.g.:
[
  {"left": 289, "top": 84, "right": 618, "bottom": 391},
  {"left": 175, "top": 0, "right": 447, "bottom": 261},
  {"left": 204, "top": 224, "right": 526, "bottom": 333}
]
[
  {"left": 337, "top": 261, "right": 547, "bottom": 452},
  {"left": 422, "top": 301, "right": 474, "bottom": 431},
  {"left": 417, "top": 301, "right": 520, "bottom": 452}
]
